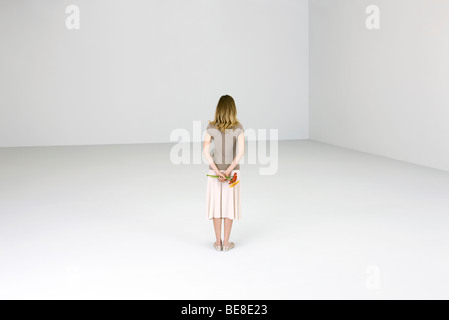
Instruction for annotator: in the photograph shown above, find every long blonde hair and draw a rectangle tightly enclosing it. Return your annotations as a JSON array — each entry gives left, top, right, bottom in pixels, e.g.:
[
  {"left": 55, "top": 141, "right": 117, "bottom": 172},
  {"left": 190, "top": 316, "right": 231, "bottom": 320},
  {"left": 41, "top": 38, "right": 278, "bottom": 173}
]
[{"left": 209, "top": 95, "right": 240, "bottom": 133}]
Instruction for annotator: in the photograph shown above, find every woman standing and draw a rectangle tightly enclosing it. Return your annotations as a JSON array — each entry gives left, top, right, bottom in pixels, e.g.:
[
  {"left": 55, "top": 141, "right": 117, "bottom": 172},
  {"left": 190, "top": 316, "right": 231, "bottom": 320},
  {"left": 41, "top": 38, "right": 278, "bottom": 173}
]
[{"left": 203, "top": 95, "right": 245, "bottom": 252}]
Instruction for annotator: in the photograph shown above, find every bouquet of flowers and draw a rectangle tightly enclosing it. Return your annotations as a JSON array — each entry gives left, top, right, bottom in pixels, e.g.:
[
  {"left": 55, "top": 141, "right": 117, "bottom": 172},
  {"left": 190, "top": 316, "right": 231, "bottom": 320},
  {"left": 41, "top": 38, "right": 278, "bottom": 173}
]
[{"left": 207, "top": 172, "right": 240, "bottom": 188}]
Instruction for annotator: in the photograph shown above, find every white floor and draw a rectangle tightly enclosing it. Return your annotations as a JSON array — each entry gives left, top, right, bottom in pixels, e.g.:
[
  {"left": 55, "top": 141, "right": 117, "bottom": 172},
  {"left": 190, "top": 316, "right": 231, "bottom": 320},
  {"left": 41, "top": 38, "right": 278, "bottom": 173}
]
[{"left": 0, "top": 140, "right": 448, "bottom": 300}]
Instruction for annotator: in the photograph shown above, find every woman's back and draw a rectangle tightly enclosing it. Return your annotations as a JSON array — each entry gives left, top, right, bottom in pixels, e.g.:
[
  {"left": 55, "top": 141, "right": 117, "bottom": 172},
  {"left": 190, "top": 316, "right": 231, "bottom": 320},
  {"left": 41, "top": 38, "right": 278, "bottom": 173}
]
[{"left": 206, "top": 122, "right": 244, "bottom": 170}]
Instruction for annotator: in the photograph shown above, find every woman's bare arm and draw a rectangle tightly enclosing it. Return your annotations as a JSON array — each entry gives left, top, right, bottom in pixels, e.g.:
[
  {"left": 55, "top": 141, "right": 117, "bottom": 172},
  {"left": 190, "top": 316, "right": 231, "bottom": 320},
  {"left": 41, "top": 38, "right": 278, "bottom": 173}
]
[
  {"left": 203, "top": 133, "right": 224, "bottom": 177},
  {"left": 224, "top": 133, "right": 245, "bottom": 174}
]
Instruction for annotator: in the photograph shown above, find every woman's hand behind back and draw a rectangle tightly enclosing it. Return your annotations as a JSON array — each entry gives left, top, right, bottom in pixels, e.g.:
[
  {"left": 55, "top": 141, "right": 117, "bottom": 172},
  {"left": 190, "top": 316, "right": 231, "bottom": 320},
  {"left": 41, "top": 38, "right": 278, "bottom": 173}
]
[{"left": 217, "top": 171, "right": 226, "bottom": 182}]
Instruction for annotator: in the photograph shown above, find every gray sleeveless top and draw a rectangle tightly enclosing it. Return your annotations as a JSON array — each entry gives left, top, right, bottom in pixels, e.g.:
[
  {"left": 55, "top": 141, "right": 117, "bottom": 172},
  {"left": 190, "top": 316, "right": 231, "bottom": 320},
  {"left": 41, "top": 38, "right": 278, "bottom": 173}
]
[{"left": 206, "top": 122, "right": 244, "bottom": 170}]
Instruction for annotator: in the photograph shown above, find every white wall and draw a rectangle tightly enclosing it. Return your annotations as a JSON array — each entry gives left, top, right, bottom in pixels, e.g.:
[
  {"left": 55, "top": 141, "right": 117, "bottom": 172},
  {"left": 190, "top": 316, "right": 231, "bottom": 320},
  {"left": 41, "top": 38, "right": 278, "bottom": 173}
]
[
  {"left": 0, "top": 0, "right": 308, "bottom": 147},
  {"left": 310, "top": 0, "right": 449, "bottom": 172}
]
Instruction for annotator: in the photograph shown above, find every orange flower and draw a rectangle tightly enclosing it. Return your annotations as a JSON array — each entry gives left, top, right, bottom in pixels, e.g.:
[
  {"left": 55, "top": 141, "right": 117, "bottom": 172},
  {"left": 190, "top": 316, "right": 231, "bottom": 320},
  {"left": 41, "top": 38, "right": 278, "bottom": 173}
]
[
  {"left": 229, "top": 180, "right": 240, "bottom": 188},
  {"left": 207, "top": 172, "right": 239, "bottom": 188},
  {"left": 229, "top": 172, "right": 238, "bottom": 184}
]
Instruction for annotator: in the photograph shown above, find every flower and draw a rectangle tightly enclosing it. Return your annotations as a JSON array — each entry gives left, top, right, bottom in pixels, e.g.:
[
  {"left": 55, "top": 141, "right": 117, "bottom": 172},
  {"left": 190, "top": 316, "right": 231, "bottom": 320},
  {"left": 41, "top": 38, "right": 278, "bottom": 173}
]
[
  {"left": 229, "top": 172, "right": 237, "bottom": 184},
  {"left": 229, "top": 180, "right": 240, "bottom": 188},
  {"left": 206, "top": 172, "right": 240, "bottom": 188}
]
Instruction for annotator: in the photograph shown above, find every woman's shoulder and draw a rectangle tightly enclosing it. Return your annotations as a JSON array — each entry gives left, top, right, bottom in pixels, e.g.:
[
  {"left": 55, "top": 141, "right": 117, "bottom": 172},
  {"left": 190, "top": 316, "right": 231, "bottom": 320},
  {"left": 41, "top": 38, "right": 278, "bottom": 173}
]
[
  {"left": 206, "top": 122, "right": 217, "bottom": 130},
  {"left": 207, "top": 121, "right": 243, "bottom": 133},
  {"left": 231, "top": 122, "right": 244, "bottom": 133}
]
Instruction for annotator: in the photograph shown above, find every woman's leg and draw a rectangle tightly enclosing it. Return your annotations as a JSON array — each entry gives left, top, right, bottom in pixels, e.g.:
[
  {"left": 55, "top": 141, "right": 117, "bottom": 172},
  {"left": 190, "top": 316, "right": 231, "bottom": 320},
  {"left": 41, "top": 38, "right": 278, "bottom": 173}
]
[
  {"left": 213, "top": 218, "right": 222, "bottom": 246},
  {"left": 223, "top": 218, "right": 233, "bottom": 247}
]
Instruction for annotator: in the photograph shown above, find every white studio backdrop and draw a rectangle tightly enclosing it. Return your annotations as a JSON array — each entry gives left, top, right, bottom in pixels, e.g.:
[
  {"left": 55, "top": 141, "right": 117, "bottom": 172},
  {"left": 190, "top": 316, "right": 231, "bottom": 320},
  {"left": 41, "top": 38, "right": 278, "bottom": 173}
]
[
  {"left": 309, "top": 0, "right": 449, "bottom": 172},
  {"left": 0, "top": 0, "right": 309, "bottom": 147}
]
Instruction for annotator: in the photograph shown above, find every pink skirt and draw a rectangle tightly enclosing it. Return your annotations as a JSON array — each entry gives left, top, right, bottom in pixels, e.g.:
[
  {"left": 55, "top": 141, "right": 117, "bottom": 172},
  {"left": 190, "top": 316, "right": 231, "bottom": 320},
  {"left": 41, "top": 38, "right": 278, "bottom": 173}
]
[{"left": 206, "top": 169, "right": 241, "bottom": 220}]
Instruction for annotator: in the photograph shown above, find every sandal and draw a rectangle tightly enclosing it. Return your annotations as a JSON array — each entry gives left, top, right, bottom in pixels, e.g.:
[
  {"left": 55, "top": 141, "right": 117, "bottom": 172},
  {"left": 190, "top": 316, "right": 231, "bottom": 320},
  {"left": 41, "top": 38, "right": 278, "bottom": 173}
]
[
  {"left": 214, "top": 240, "right": 222, "bottom": 251},
  {"left": 223, "top": 242, "right": 234, "bottom": 251}
]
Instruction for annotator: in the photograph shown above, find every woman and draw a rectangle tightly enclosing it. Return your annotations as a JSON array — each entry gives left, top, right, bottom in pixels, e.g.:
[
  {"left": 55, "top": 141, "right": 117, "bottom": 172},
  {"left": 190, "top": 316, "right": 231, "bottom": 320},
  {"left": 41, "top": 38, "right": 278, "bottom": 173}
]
[{"left": 203, "top": 95, "right": 245, "bottom": 252}]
